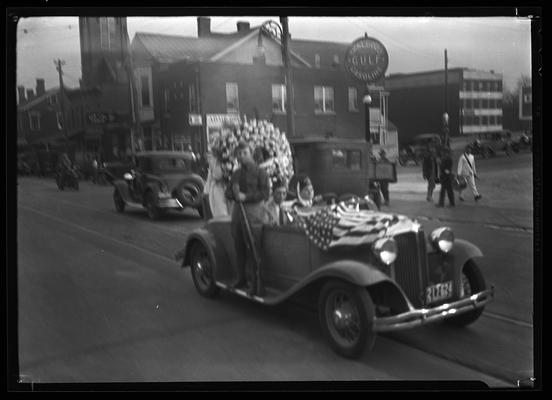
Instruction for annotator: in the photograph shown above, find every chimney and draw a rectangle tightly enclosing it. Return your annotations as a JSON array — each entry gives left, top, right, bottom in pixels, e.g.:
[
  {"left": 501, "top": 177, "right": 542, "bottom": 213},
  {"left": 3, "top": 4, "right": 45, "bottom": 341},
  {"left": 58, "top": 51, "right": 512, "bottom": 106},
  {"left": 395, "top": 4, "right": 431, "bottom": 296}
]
[
  {"left": 36, "top": 78, "right": 46, "bottom": 96},
  {"left": 18, "top": 86, "right": 26, "bottom": 105},
  {"left": 26, "top": 89, "right": 35, "bottom": 101},
  {"left": 197, "top": 17, "right": 211, "bottom": 37},
  {"left": 236, "top": 21, "right": 250, "bottom": 33}
]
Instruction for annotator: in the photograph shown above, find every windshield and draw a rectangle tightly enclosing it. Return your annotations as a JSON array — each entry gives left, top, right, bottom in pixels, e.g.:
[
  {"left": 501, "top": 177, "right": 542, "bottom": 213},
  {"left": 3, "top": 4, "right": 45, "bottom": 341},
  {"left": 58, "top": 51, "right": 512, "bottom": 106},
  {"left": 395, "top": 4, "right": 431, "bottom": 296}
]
[{"left": 155, "top": 157, "right": 192, "bottom": 172}]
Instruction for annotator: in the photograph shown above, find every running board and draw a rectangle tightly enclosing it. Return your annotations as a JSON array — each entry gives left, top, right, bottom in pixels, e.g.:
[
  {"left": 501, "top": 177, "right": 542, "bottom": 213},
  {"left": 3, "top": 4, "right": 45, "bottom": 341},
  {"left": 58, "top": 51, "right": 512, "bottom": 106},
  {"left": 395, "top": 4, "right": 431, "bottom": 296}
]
[
  {"left": 215, "top": 282, "right": 266, "bottom": 303},
  {"left": 124, "top": 201, "right": 144, "bottom": 208}
]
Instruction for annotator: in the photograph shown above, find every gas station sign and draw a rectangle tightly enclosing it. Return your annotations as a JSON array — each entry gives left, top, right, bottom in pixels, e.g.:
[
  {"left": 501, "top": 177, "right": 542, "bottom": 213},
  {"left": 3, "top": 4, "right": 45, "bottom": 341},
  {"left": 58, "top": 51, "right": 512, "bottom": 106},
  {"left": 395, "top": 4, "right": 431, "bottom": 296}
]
[{"left": 345, "top": 36, "right": 389, "bottom": 83}]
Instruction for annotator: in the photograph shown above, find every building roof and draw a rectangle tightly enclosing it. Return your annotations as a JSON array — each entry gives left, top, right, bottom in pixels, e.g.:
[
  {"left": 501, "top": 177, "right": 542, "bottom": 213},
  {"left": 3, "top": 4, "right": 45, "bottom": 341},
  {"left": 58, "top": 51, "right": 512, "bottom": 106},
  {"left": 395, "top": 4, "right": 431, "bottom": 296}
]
[
  {"left": 17, "top": 88, "right": 59, "bottom": 111},
  {"left": 132, "top": 32, "right": 242, "bottom": 63},
  {"left": 289, "top": 39, "right": 351, "bottom": 68}
]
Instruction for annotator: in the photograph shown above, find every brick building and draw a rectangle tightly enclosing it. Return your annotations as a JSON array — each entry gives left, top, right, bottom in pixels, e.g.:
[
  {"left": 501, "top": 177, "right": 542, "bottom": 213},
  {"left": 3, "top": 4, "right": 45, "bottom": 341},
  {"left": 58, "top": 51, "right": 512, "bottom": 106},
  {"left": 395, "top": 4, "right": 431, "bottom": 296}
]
[
  {"left": 385, "top": 68, "right": 504, "bottom": 145},
  {"left": 129, "top": 17, "right": 398, "bottom": 158}
]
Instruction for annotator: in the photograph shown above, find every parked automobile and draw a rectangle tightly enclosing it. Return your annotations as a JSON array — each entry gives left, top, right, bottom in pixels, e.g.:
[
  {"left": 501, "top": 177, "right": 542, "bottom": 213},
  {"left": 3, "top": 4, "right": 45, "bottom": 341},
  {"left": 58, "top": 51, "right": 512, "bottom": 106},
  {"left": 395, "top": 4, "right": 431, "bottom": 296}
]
[
  {"left": 290, "top": 138, "right": 395, "bottom": 209},
  {"left": 175, "top": 197, "right": 494, "bottom": 359},
  {"left": 399, "top": 134, "right": 442, "bottom": 166},
  {"left": 112, "top": 151, "right": 205, "bottom": 220}
]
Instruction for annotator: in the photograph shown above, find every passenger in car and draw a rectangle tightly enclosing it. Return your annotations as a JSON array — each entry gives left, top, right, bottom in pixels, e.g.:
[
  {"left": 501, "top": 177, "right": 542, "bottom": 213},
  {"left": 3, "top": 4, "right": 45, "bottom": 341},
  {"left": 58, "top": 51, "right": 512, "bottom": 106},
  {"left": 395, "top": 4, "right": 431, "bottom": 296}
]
[
  {"left": 290, "top": 174, "right": 324, "bottom": 211},
  {"left": 262, "top": 177, "right": 290, "bottom": 226}
]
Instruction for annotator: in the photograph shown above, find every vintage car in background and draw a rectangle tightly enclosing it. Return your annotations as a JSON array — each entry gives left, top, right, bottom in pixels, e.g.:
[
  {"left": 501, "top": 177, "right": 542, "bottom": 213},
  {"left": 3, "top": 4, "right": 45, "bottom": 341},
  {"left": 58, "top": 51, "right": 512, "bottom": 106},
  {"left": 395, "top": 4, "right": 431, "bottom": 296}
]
[
  {"left": 398, "top": 133, "right": 442, "bottom": 166},
  {"left": 290, "top": 138, "right": 396, "bottom": 209},
  {"left": 176, "top": 197, "right": 494, "bottom": 358},
  {"left": 97, "top": 161, "right": 133, "bottom": 185},
  {"left": 511, "top": 132, "right": 532, "bottom": 153},
  {"left": 112, "top": 151, "right": 205, "bottom": 220}
]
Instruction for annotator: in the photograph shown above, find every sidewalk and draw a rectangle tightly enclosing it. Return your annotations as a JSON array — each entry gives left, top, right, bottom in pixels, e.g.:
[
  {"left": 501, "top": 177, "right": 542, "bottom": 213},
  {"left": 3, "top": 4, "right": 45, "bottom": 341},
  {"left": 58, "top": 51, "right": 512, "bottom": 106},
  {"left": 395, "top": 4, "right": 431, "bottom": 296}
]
[{"left": 385, "top": 167, "right": 533, "bottom": 231}]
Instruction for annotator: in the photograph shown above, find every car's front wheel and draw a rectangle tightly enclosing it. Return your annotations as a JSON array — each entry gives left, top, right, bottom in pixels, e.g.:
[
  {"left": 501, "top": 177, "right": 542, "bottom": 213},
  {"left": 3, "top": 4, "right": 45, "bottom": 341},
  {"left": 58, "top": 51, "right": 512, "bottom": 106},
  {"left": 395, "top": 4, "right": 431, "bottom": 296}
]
[
  {"left": 189, "top": 241, "right": 220, "bottom": 298},
  {"left": 318, "top": 280, "right": 376, "bottom": 359},
  {"left": 445, "top": 260, "right": 487, "bottom": 326}
]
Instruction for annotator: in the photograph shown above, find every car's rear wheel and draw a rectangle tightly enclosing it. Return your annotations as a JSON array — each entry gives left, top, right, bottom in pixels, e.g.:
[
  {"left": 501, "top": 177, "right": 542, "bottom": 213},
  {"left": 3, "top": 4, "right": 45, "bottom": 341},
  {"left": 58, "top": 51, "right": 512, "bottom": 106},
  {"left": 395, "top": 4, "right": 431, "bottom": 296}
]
[
  {"left": 145, "top": 191, "right": 161, "bottom": 220},
  {"left": 113, "top": 189, "right": 125, "bottom": 213},
  {"left": 318, "top": 280, "right": 376, "bottom": 359},
  {"left": 190, "top": 241, "right": 220, "bottom": 298},
  {"left": 445, "top": 260, "right": 487, "bottom": 326}
]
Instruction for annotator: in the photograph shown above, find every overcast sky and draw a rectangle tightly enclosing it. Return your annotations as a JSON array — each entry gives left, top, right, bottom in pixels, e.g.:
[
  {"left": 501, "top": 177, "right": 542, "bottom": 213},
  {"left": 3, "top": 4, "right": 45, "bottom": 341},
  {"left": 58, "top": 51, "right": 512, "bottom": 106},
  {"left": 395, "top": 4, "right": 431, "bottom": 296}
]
[{"left": 16, "top": 16, "right": 532, "bottom": 93}]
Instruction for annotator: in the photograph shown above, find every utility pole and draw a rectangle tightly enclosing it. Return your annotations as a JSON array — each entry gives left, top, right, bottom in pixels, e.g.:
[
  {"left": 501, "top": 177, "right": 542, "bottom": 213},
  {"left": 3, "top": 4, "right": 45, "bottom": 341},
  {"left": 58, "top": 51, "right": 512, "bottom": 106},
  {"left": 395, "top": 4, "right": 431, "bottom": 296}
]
[
  {"left": 280, "top": 17, "right": 296, "bottom": 138},
  {"left": 121, "top": 21, "right": 138, "bottom": 155},
  {"left": 443, "top": 49, "right": 449, "bottom": 147},
  {"left": 54, "top": 58, "right": 69, "bottom": 153}
]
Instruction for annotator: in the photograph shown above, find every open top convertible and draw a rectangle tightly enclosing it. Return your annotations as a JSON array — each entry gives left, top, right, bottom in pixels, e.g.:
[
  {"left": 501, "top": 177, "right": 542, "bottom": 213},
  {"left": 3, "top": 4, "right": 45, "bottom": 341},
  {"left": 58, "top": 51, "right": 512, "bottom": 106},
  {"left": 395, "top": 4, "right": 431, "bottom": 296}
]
[{"left": 175, "top": 198, "right": 494, "bottom": 358}]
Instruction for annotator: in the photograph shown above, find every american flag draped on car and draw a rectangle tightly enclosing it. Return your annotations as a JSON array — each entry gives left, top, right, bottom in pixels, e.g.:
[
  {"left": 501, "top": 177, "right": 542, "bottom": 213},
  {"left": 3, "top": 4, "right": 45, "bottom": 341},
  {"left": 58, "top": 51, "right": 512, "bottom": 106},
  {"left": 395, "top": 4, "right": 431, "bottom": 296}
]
[{"left": 294, "top": 203, "right": 415, "bottom": 250}]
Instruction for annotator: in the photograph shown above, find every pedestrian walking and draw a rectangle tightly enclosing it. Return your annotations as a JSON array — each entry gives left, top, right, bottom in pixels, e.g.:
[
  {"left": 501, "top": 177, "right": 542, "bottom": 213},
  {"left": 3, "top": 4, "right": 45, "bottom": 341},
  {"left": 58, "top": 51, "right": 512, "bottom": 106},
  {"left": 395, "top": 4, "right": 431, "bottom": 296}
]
[
  {"left": 436, "top": 146, "right": 455, "bottom": 208},
  {"left": 377, "top": 149, "right": 391, "bottom": 206},
  {"left": 230, "top": 141, "right": 270, "bottom": 296},
  {"left": 422, "top": 146, "right": 439, "bottom": 202},
  {"left": 457, "top": 146, "right": 482, "bottom": 202}
]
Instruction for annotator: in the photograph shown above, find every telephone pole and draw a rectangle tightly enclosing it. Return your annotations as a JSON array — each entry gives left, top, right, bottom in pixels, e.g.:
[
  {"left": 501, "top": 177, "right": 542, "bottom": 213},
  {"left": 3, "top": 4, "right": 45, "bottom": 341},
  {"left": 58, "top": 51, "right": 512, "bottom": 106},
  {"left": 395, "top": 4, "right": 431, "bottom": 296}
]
[
  {"left": 54, "top": 58, "right": 69, "bottom": 153},
  {"left": 443, "top": 49, "right": 449, "bottom": 147},
  {"left": 280, "top": 17, "right": 296, "bottom": 138}
]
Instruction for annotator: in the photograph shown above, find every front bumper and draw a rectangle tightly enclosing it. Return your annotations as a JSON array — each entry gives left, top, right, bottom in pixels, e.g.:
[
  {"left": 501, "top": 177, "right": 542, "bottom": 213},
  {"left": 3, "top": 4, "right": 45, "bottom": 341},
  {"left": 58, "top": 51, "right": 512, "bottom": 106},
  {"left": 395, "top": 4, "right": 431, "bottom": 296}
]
[
  {"left": 373, "top": 286, "right": 494, "bottom": 332},
  {"left": 157, "top": 197, "right": 184, "bottom": 209}
]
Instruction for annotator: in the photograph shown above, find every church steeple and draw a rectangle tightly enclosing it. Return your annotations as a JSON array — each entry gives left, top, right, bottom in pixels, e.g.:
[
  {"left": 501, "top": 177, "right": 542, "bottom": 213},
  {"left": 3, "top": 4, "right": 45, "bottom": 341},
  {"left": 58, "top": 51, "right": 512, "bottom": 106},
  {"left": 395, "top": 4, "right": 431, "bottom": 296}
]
[{"left": 79, "top": 17, "right": 130, "bottom": 88}]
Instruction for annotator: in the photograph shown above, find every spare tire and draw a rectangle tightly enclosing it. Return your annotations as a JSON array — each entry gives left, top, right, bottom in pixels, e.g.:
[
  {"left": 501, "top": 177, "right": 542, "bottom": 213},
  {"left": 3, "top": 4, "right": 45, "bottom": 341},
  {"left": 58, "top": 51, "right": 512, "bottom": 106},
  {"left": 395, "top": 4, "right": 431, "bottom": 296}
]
[{"left": 175, "top": 179, "right": 204, "bottom": 208}]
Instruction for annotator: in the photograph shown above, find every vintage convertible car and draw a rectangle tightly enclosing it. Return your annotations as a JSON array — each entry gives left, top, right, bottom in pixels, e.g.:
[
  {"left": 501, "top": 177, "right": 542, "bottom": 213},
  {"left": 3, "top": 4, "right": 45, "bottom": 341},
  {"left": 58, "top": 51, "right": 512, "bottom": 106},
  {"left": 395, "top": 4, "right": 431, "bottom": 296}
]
[
  {"left": 112, "top": 151, "right": 205, "bottom": 219},
  {"left": 175, "top": 199, "right": 494, "bottom": 358}
]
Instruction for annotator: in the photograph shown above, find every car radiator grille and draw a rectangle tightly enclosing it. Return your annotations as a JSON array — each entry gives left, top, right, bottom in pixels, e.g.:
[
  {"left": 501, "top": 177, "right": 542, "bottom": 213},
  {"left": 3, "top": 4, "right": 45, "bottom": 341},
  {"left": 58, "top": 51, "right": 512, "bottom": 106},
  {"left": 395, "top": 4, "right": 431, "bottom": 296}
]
[{"left": 393, "top": 231, "right": 429, "bottom": 308}]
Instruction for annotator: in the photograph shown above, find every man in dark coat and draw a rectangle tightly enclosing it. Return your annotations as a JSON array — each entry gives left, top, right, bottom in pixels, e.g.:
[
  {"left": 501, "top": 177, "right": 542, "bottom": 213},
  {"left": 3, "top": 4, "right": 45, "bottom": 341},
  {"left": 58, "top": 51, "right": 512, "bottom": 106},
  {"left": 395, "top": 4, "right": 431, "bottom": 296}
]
[
  {"left": 437, "top": 146, "right": 455, "bottom": 207},
  {"left": 230, "top": 141, "right": 270, "bottom": 296},
  {"left": 422, "top": 146, "right": 439, "bottom": 202}
]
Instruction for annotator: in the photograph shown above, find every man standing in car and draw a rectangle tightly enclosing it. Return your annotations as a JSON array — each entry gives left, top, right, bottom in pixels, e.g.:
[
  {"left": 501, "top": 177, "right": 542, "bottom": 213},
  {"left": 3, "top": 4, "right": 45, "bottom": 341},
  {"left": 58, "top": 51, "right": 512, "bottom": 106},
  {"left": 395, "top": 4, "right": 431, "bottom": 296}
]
[{"left": 230, "top": 141, "right": 270, "bottom": 296}]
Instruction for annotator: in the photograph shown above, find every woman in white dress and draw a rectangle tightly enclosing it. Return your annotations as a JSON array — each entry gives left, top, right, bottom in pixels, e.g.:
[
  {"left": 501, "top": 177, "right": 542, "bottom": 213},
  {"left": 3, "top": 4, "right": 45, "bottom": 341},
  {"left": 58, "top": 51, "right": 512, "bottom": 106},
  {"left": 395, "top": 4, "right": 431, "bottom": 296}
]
[{"left": 204, "top": 151, "right": 230, "bottom": 217}]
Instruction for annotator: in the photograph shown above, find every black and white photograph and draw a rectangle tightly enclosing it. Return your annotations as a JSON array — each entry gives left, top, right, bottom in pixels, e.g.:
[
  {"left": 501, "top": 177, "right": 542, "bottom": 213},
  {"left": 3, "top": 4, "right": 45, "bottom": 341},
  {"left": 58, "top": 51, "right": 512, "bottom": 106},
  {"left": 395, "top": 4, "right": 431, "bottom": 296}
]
[{"left": 7, "top": 6, "right": 541, "bottom": 391}]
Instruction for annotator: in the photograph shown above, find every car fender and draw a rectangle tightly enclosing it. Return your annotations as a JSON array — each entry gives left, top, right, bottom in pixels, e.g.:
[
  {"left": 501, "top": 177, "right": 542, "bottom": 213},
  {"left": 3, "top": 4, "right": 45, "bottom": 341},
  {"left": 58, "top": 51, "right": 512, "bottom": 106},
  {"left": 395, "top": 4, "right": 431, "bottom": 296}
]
[
  {"left": 175, "top": 174, "right": 205, "bottom": 208},
  {"left": 113, "top": 180, "right": 132, "bottom": 202},
  {"left": 443, "top": 239, "right": 484, "bottom": 297},
  {"left": 174, "top": 228, "right": 227, "bottom": 275}
]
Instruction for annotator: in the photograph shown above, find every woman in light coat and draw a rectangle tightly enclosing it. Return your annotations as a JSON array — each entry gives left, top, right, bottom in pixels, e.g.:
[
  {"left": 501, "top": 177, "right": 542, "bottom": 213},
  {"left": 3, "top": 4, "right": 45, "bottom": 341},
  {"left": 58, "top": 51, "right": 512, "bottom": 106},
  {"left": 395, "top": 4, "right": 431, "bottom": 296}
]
[{"left": 457, "top": 146, "right": 482, "bottom": 202}]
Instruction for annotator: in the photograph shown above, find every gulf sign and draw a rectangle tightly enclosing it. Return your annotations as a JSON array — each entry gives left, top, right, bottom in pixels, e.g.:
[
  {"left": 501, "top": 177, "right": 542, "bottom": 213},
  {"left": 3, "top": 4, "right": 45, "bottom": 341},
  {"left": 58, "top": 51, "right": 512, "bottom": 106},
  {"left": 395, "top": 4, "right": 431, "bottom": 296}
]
[{"left": 345, "top": 36, "right": 389, "bottom": 83}]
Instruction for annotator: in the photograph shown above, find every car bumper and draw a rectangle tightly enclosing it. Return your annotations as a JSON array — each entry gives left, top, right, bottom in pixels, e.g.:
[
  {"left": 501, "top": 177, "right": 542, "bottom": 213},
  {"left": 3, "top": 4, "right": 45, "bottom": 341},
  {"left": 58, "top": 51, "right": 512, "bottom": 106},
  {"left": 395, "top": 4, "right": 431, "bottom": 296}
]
[
  {"left": 373, "top": 286, "right": 494, "bottom": 332},
  {"left": 157, "top": 197, "right": 184, "bottom": 209}
]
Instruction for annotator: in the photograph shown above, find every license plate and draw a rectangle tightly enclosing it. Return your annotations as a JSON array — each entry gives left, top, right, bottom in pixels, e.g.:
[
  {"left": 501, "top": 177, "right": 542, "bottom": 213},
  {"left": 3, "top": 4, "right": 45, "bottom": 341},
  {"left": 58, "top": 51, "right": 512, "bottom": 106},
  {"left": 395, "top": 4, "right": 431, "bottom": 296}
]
[{"left": 425, "top": 281, "right": 453, "bottom": 304}]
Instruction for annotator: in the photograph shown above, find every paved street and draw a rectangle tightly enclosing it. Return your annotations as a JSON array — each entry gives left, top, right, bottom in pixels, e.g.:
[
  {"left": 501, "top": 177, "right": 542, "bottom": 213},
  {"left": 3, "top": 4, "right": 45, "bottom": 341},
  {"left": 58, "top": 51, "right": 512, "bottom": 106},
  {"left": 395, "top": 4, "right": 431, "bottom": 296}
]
[{"left": 15, "top": 152, "right": 534, "bottom": 385}]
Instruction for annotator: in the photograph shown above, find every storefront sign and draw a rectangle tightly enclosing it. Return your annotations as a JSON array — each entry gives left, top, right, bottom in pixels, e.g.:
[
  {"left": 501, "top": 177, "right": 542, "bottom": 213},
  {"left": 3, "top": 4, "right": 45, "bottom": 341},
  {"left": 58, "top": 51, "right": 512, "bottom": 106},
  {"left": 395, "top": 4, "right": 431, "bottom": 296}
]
[
  {"left": 345, "top": 36, "right": 389, "bottom": 83},
  {"left": 189, "top": 114, "right": 203, "bottom": 126},
  {"left": 205, "top": 114, "right": 241, "bottom": 128}
]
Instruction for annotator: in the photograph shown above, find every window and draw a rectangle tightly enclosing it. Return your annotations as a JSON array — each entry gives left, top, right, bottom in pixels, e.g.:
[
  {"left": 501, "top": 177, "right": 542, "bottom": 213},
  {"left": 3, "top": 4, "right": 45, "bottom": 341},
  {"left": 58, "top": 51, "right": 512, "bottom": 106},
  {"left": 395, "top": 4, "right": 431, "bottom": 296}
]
[
  {"left": 332, "top": 149, "right": 346, "bottom": 168},
  {"left": 48, "top": 95, "right": 57, "bottom": 105},
  {"left": 489, "top": 116, "right": 496, "bottom": 125},
  {"left": 478, "top": 81, "right": 484, "bottom": 91},
  {"left": 473, "top": 99, "right": 480, "bottom": 109},
  {"left": 497, "top": 81, "right": 503, "bottom": 91},
  {"left": 465, "top": 115, "right": 474, "bottom": 125},
  {"left": 28, "top": 112, "right": 40, "bottom": 131},
  {"left": 314, "top": 86, "right": 334, "bottom": 113},
  {"left": 497, "top": 116, "right": 502, "bottom": 125},
  {"left": 371, "top": 131, "right": 380, "bottom": 145},
  {"left": 226, "top": 82, "right": 239, "bottom": 114},
  {"left": 481, "top": 98, "right": 488, "bottom": 108},
  {"left": 482, "top": 81, "right": 489, "bottom": 91},
  {"left": 482, "top": 115, "right": 489, "bottom": 125},
  {"left": 164, "top": 89, "right": 170, "bottom": 113},
  {"left": 497, "top": 99, "right": 502, "bottom": 108},
  {"left": 272, "top": 84, "right": 286, "bottom": 113},
  {"left": 100, "top": 17, "right": 117, "bottom": 50},
  {"left": 333, "top": 55, "right": 339, "bottom": 65},
  {"left": 348, "top": 150, "right": 361, "bottom": 170},
  {"left": 465, "top": 99, "right": 473, "bottom": 109},
  {"left": 314, "top": 54, "right": 320, "bottom": 68},
  {"left": 348, "top": 87, "right": 359, "bottom": 112},
  {"left": 474, "top": 116, "right": 480, "bottom": 125},
  {"left": 523, "top": 93, "right": 532, "bottom": 103},
  {"left": 140, "top": 75, "right": 150, "bottom": 107},
  {"left": 464, "top": 80, "right": 472, "bottom": 91}
]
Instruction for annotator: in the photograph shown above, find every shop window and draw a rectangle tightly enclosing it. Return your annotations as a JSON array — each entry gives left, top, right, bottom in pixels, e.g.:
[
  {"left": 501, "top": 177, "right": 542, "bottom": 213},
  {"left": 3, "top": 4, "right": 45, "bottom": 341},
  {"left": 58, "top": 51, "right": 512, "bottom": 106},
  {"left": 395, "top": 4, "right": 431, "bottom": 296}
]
[
  {"left": 348, "top": 150, "right": 361, "bottom": 170},
  {"left": 272, "top": 84, "right": 286, "bottom": 113},
  {"left": 226, "top": 82, "right": 239, "bottom": 114},
  {"left": 314, "top": 86, "right": 334, "bottom": 113},
  {"left": 348, "top": 87, "right": 359, "bottom": 112}
]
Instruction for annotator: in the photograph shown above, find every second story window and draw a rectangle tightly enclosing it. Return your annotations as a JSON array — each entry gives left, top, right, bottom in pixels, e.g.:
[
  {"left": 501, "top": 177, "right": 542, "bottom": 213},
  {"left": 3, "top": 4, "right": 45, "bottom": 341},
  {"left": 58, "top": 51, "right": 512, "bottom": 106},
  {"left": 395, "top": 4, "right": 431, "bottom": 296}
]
[
  {"left": 348, "top": 87, "right": 359, "bottom": 112},
  {"left": 100, "top": 17, "right": 117, "bottom": 50},
  {"left": 314, "top": 54, "right": 320, "bottom": 68},
  {"left": 314, "top": 86, "right": 334, "bottom": 113},
  {"left": 272, "top": 84, "right": 286, "bottom": 113},
  {"left": 140, "top": 75, "right": 151, "bottom": 107},
  {"left": 29, "top": 111, "right": 41, "bottom": 131},
  {"left": 226, "top": 82, "right": 239, "bottom": 114},
  {"left": 48, "top": 94, "right": 57, "bottom": 105}
]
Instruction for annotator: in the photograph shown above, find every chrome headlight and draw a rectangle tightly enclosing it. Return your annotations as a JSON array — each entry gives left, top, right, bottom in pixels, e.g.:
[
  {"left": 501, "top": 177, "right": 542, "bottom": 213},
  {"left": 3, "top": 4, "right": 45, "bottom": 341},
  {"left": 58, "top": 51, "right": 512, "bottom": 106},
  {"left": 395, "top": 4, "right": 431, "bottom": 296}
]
[
  {"left": 430, "top": 227, "right": 454, "bottom": 253},
  {"left": 372, "top": 237, "right": 398, "bottom": 265}
]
